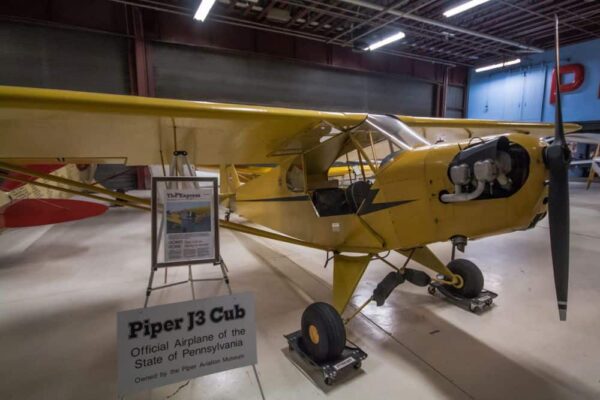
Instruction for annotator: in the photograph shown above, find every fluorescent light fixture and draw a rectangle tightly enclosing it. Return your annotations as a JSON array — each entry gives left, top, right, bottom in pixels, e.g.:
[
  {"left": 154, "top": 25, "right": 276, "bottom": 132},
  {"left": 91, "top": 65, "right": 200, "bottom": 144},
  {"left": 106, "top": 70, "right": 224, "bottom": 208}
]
[
  {"left": 443, "top": 0, "right": 491, "bottom": 18},
  {"left": 364, "top": 31, "right": 405, "bottom": 51},
  {"left": 475, "top": 58, "right": 521, "bottom": 73},
  {"left": 194, "top": 0, "right": 216, "bottom": 22}
]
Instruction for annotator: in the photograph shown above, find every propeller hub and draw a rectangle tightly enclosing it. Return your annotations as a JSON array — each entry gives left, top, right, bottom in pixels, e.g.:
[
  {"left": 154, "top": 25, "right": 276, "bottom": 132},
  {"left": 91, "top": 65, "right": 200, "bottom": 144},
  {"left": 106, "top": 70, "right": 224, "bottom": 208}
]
[{"left": 544, "top": 143, "right": 571, "bottom": 169}]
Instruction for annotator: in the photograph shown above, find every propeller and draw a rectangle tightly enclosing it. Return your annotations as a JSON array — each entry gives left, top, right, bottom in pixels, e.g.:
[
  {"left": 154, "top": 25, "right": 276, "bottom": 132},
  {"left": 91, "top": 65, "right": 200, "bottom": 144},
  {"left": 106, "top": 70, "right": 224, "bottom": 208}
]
[{"left": 544, "top": 15, "right": 571, "bottom": 321}]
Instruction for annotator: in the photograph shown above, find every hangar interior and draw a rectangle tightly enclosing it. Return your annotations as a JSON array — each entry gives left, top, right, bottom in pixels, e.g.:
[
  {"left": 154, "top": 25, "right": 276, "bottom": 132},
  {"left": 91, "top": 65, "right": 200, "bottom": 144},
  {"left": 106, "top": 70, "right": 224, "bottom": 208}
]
[{"left": 1, "top": 0, "right": 600, "bottom": 399}]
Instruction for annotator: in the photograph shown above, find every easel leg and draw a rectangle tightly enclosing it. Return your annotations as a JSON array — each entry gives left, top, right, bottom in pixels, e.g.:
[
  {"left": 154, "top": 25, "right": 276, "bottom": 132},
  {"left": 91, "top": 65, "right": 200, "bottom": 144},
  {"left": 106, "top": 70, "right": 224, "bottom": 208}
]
[
  {"left": 251, "top": 364, "right": 266, "bottom": 400},
  {"left": 221, "top": 259, "right": 229, "bottom": 273},
  {"left": 219, "top": 258, "right": 230, "bottom": 286},
  {"left": 144, "top": 267, "right": 157, "bottom": 308},
  {"left": 188, "top": 265, "right": 196, "bottom": 300}
]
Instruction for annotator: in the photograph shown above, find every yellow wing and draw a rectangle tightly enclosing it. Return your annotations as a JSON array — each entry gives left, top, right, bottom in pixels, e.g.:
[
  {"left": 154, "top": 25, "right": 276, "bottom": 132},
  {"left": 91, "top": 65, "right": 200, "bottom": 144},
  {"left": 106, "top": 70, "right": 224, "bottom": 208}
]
[
  {"left": 0, "top": 86, "right": 365, "bottom": 165},
  {"left": 397, "top": 115, "right": 581, "bottom": 143},
  {"left": 0, "top": 85, "right": 581, "bottom": 167}
]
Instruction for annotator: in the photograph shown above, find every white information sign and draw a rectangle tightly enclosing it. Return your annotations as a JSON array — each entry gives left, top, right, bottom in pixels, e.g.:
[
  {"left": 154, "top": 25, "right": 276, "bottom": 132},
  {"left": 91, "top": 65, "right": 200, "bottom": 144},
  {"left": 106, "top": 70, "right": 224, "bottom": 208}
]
[
  {"left": 117, "top": 293, "right": 256, "bottom": 396},
  {"left": 164, "top": 188, "right": 216, "bottom": 263}
]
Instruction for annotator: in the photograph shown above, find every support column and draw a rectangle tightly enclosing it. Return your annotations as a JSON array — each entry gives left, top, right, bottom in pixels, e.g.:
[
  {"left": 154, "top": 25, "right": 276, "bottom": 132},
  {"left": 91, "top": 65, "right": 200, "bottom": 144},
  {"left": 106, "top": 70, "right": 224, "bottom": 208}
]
[
  {"left": 128, "top": 6, "right": 154, "bottom": 97},
  {"left": 437, "top": 66, "right": 449, "bottom": 117}
]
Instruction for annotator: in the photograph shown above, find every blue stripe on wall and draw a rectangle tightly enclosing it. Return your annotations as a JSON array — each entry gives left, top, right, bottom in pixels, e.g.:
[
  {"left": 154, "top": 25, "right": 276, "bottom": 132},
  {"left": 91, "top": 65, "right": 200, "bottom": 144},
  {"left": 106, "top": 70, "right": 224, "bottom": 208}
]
[{"left": 467, "top": 38, "right": 600, "bottom": 123}]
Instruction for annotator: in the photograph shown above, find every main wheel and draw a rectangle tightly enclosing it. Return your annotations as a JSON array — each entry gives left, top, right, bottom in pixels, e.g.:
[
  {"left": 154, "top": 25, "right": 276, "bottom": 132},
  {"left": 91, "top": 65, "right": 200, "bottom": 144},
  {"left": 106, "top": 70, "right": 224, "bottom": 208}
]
[
  {"left": 301, "top": 302, "right": 346, "bottom": 363},
  {"left": 446, "top": 259, "right": 484, "bottom": 298}
]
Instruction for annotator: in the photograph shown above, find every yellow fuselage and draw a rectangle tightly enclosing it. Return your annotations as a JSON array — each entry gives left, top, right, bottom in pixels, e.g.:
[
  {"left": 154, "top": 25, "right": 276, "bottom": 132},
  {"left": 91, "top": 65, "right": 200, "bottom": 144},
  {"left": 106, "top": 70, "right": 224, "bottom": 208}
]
[{"left": 233, "top": 133, "right": 548, "bottom": 252}]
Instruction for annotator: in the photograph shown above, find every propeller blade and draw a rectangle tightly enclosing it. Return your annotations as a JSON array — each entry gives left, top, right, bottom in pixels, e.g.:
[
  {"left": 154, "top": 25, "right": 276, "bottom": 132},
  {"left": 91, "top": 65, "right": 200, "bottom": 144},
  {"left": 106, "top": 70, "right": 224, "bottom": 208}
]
[
  {"left": 546, "top": 15, "right": 570, "bottom": 321},
  {"left": 547, "top": 149, "right": 570, "bottom": 321}
]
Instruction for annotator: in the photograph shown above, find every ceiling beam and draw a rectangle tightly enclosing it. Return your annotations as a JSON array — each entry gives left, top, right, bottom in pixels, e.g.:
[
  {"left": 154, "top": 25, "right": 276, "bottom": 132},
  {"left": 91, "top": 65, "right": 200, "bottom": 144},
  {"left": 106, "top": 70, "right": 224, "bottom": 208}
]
[{"left": 335, "top": 0, "right": 544, "bottom": 53}]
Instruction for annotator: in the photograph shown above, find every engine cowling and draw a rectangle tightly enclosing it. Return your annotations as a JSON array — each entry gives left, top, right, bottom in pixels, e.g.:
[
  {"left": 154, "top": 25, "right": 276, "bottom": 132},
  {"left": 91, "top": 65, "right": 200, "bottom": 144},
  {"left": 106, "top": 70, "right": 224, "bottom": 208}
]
[{"left": 441, "top": 136, "right": 530, "bottom": 203}]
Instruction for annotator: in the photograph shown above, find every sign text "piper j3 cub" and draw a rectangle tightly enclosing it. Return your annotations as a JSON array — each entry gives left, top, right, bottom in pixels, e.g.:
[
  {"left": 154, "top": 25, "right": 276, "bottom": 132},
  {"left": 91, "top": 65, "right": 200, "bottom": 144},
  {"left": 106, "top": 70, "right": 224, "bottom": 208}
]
[{"left": 128, "top": 304, "right": 246, "bottom": 340}]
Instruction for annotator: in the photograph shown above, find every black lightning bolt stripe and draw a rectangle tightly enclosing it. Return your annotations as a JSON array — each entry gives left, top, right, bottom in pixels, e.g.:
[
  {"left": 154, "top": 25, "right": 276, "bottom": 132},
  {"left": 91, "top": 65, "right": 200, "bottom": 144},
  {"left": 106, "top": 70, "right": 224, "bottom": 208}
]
[
  {"left": 237, "top": 195, "right": 310, "bottom": 202},
  {"left": 357, "top": 189, "right": 415, "bottom": 215}
]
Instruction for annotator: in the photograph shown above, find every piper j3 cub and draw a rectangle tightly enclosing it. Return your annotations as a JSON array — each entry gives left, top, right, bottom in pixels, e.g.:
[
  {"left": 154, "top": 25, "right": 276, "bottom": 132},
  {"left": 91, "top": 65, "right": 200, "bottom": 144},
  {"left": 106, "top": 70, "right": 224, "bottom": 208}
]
[{"left": 0, "top": 19, "right": 576, "bottom": 367}]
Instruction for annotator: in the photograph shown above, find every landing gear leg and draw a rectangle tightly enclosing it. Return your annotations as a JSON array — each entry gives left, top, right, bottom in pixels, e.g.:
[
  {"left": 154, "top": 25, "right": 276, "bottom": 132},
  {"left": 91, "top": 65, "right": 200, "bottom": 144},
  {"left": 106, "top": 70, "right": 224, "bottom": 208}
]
[{"left": 395, "top": 245, "right": 497, "bottom": 313}]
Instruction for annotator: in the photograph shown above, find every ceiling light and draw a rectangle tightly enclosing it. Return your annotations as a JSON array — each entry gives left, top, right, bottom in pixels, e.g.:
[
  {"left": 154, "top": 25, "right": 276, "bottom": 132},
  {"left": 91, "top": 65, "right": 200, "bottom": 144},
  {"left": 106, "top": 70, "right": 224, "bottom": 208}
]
[
  {"left": 364, "top": 31, "right": 405, "bottom": 51},
  {"left": 475, "top": 58, "right": 521, "bottom": 73},
  {"left": 443, "top": 0, "right": 491, "bottom": 18},
  {"left": 194, "top": 0, "right": 216, "bottom": 22}
]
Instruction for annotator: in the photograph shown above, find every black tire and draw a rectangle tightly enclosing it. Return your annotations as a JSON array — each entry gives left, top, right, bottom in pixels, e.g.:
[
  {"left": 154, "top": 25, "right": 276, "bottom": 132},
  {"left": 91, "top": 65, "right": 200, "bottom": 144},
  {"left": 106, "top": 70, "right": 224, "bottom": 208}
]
[
  {"left": 301, "top": 302, "right": 346, "bottom": 363},
  {"left": 446, "top": 259, "right": 484, "bottom": 298}
]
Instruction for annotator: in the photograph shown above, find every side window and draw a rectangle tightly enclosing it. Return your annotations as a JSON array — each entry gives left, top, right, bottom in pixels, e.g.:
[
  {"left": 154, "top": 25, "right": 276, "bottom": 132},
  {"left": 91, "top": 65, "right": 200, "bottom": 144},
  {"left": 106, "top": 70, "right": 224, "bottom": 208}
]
[{"left": 286, "top": 159, "right": 305, "bottom": 193}]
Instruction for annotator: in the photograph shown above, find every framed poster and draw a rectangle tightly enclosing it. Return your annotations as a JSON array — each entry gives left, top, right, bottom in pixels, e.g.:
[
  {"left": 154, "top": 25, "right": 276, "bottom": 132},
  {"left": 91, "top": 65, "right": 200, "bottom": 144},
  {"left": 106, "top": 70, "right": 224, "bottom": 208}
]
[{"left": 151, "top": 177, "right": 219, "bottom": 268}]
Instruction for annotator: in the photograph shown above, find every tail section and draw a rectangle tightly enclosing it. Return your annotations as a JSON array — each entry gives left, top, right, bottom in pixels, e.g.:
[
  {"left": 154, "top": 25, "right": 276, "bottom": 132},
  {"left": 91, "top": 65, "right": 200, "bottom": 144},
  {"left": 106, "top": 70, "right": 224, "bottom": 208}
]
[{"left": 0, "top": 164, "right": 108, "bottom": 228}]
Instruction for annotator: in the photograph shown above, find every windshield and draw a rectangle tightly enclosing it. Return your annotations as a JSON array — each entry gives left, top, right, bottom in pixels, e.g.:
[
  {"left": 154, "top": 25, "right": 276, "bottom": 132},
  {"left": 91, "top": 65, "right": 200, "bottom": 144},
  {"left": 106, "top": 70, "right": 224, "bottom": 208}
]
[
  {"left": 328, "top": 115, "right": 431, "bottom": 186},
  {"left": 358, "top": 114, "right": 431, "bottom": 150}
]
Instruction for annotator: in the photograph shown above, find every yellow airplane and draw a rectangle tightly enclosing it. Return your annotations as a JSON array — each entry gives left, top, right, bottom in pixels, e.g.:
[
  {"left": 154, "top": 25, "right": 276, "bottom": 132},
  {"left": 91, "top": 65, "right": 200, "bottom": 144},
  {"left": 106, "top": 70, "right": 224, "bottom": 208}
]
[
  {"left": 0, "top": 32, "right": 575, "bottom": 363},
  {"left": 166, "top": 206, "right": 211, "bottom": 227}
]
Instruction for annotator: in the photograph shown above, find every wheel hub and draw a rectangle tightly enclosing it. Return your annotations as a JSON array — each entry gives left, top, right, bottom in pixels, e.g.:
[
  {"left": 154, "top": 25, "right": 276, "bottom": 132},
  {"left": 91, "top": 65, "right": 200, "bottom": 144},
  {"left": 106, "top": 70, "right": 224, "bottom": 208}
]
[
  {"left": 308, "top": 324, "right": 320, "bottom": 344},
  {"left": 451, "top": 274, "right": 464, "bottom": 289}
]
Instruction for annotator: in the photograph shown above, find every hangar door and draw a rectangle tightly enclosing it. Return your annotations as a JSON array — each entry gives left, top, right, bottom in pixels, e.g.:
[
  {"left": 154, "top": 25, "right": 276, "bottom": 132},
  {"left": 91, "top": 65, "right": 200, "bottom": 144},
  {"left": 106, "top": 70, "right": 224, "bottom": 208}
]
[
  {"left": 0, "top": 22, "right": 130, "bottom": 94},
  {"left": 152, "top": 43, "right": 436, "bottom": 116}
]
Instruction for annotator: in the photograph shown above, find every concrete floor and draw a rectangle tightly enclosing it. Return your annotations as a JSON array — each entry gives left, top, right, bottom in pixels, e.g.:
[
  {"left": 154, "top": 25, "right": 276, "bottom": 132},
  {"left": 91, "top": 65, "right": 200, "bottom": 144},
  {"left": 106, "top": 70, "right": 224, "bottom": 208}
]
[{"left": 1, "top": 182, "right": 599, "bottom": 400}]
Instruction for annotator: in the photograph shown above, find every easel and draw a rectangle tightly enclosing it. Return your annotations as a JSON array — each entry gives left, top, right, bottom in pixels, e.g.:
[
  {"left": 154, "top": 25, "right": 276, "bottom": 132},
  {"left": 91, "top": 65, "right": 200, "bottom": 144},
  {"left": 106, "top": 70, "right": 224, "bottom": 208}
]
[
  {"left": 143, "top": 151, "right": 265, "bottom": 399},
  {"left": 145, "top": 151, "right": 229, "bottom": 308},
  {"left": 144, "top": 256, "right": 231, "bottom": 307}
]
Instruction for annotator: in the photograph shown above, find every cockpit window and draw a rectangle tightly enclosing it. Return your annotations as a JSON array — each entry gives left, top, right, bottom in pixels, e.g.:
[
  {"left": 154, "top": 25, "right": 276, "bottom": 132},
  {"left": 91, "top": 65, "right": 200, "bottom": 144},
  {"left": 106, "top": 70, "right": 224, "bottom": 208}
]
[{"left": 379, "top": 150, "right": 402, "bottom": 168}]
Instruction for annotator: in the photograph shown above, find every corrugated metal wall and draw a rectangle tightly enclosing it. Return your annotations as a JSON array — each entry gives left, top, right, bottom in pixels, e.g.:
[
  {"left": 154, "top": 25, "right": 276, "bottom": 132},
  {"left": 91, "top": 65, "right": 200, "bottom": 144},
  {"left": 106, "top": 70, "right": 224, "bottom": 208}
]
[
  {"left": 446, "top": 85, "right": 465, "bottom": 118},
  {"left": 152, "top": 43, "right": 435, "bottom": 115},
  {"left": 0, "top": 20, "right": 438, "bottom": 116},
  {"left": 0, "top": 22, "right": 130, "bottom": 94}
]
